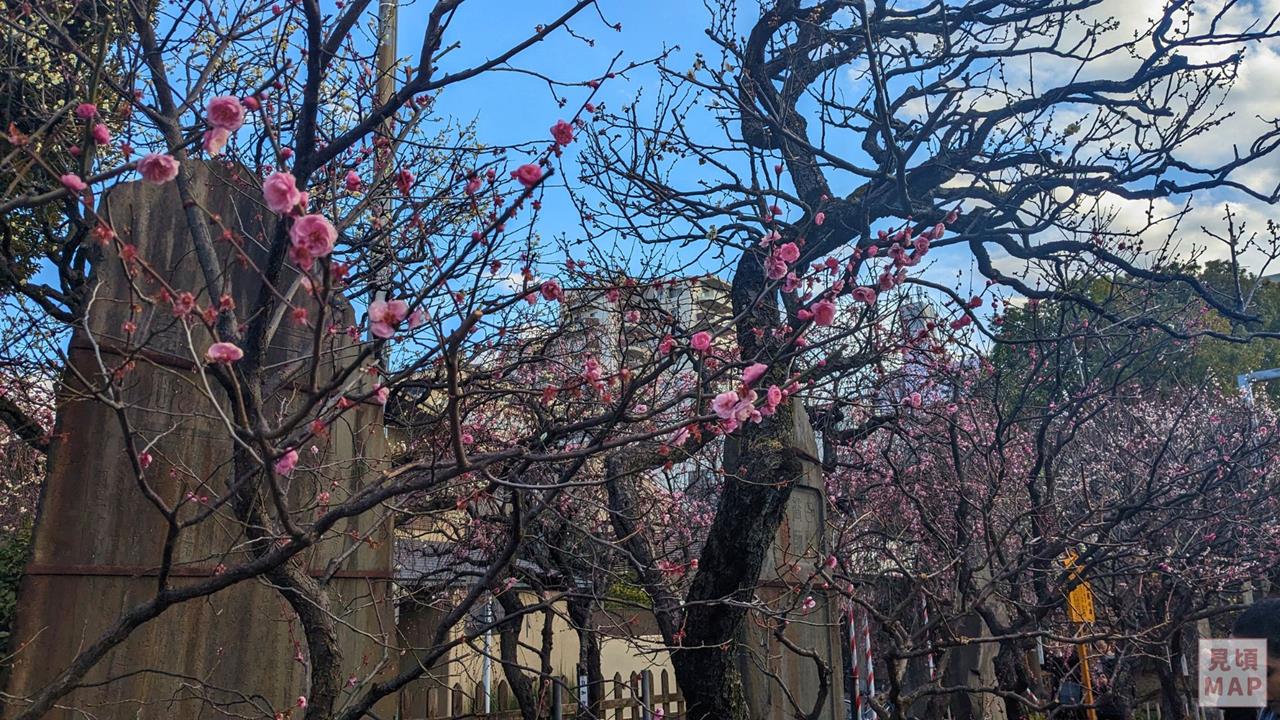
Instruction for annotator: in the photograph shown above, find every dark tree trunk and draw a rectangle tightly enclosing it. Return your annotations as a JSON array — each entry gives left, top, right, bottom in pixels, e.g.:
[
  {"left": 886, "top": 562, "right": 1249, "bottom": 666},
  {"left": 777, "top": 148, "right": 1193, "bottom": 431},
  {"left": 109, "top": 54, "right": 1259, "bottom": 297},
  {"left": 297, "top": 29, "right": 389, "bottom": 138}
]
[
  {"left": 669, "top": 254, "right": 802, "bottom": 720},
  {"left": 232, "top": 449, "right": 344, "bottom": 720},
  {"left": 495, "top": 593, "right": 541, "bottom": 720},
  {"left": 567, "top": 595, "right": 605, "bottom": 719}
]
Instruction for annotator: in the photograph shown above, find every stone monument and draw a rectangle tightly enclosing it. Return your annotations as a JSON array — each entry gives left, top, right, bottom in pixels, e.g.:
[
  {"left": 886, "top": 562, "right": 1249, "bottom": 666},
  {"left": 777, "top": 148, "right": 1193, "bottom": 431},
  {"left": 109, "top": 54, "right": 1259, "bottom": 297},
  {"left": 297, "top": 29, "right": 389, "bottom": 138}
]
[{"left": 5, "top": 163, "right": 394, "bottom": 719}]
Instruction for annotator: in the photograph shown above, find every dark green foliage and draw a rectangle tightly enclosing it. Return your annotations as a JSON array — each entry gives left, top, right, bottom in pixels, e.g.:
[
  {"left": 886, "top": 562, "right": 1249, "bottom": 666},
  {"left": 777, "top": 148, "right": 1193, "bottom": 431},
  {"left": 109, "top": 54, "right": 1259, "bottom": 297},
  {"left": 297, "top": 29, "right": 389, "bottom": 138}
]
[
  {"left": 992, "top": 261, "right": 1280, "bottom": 402},
  {"left": 605, "top": 578, "right": 653, "bottom": 610},
  {"left": 0, "top": 525, "right": 32, "bottom": 650}
]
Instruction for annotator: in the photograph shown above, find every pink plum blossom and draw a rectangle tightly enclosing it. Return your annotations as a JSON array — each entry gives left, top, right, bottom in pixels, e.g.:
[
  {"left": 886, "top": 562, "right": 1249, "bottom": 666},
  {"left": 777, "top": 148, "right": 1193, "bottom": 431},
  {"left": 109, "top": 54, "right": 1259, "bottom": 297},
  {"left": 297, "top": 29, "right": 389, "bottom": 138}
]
[
  {"left": 206, "top": 96, "right": 245, "bottom": 131},
  {"left": 712, "top": 388, "right": 761, "bottom": 428},
  {"left": 812, "top": 299, "right": 836, "bottom": 326},
  {"left": 711, "top": 391, "right": 740, "bottom": 420},
  {"left": 369, "top": 298, "right": 410, "bottom": 339},
  {"left": 202, "top": 127, "right": 229, "bottom": 155},
  {"left": 60, "top": 174, "right": 87, "bottom": 193},
  {"left": 766, "top": 385, "right": 783, "bottom": 408},
  {"left": 551, "top": 120, "right": 574, "bottom": 146},
  {"left": 511, "top": 163, "right": 542, "bottom": 188},
  {"left": 742, "top": 363, "right": 768, "bottom": 386},
  {"left": 396, "top": 168, "right": 414, "bottom": 195},
  {"left": 138, "top": 153, "right": 179, "bottom": 184},
  {"left": 540, "top": 280, "right": 564, "bottom": 302},
  {"left": 263, "top": 172, "right": 303, "bottom": 214},
  {"left": 206, "top": 342, "right": 244, "bottom": 363},
  {"left": 274, "top": 448, "right": 298, "bottom": 476},
  {"left": 288, "top": 214, "right": 337, "bottom": 268},
  {"left": 765, "top": 256, "right": 788, "bottom": 280}
]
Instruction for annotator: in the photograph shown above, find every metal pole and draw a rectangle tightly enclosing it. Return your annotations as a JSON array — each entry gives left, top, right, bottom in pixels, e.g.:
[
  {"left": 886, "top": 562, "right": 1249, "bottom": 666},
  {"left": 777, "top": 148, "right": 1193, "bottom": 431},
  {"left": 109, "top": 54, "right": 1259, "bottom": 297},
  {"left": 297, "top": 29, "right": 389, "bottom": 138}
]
[
  {"left": 482, "top": 599, "right": 493, "bottom": 714},
  {"left": 640, "top": 672, "right": 652, "bottom": 720},
  {"left": 862, "top": 612, "right": 876, "bottom": 699},
  {"left": 376, "top": 0, "right": 397, "bottom": 106},
  {"left": 552, "top": 681, "right": 563, "bottom": 720},
  {"left": 1077, "top": 627, "right": 1098, "bottom": 720},
  {"left": 1238, "top": 368, "right": 1280, "bottom": 405},
  {"left": 372, "top": 0, "right": 397, "bottom": 321},
  {"left": 922, "top": 596, "right": 936, "bottom": 682},
  {"left": 848, "top": 607, "right": 860, "bottom": 718}
]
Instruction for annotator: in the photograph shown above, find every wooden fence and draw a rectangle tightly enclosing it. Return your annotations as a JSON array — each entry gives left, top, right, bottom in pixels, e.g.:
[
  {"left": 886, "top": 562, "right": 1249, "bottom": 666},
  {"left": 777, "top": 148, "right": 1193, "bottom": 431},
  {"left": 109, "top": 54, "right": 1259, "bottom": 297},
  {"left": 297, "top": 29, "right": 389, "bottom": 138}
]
[{"left": 408, "top": 668, "right": 683, "bottom": 719}]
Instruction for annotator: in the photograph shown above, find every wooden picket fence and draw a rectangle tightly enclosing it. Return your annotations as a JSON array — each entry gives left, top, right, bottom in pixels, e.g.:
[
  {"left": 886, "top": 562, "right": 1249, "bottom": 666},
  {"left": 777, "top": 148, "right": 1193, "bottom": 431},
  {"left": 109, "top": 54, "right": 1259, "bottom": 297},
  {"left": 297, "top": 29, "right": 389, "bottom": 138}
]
[{"left": 409, "top": 668, "right": 683, "bottom": 719}]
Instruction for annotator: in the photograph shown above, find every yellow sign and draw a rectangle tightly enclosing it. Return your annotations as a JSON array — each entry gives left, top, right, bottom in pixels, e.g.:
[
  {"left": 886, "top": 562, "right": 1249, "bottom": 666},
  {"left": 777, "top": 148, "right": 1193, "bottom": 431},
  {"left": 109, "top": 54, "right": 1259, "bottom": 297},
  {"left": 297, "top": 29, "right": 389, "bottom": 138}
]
[{"left": 1062, "top": 552, "right": 1096, "bottom": 624}]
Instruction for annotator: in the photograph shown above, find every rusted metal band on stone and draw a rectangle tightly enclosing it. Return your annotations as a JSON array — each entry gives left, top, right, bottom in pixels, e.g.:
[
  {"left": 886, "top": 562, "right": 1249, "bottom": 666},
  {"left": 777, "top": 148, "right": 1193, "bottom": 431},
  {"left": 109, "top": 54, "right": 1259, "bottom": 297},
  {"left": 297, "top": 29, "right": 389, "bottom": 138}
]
[
  {"left": 68, "top": 337, "right": 198, "bottom": 372},
  {"left": 25, "top": 563, "right": 392, "bottom": 580},
  {"left": 64, "top": 339, "right": 386, "bottom": 408}
]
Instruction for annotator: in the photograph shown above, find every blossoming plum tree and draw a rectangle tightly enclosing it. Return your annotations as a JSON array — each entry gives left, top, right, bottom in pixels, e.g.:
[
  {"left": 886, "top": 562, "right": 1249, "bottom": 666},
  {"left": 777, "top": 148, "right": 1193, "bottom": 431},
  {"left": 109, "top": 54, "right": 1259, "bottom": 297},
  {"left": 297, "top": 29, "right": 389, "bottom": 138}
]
[
  {"left": 579, "top": 0, "right": 1280, "bottom": 717},
  {"left": 0, "top": 1, "right": 678, "bottom": 718},
  {"left": 1, "top": 1, "right": 1280, "bottom": 719}
]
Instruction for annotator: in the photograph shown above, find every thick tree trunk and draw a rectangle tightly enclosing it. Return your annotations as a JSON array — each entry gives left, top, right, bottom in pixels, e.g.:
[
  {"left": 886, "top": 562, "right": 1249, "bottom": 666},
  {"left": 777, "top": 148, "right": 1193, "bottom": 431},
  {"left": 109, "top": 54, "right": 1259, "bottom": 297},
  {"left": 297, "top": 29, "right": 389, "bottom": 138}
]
[
  {"left": 670, "top": 411, "right": 802, "bottom": 720},
  {"left": 495, "top": 593, "right": 541, "bottom": 720},
  {"left": 271, "top": 563, "right": 344, "bottom": 718},
  {"left": 232, "top": 450, "right": 345, "bottom": 719},
  {"left": 669, "top": 255, "right": 805, "bottom": 720},
  {"left": 567, "top": 595, "right": 605, "bottom": 719}
]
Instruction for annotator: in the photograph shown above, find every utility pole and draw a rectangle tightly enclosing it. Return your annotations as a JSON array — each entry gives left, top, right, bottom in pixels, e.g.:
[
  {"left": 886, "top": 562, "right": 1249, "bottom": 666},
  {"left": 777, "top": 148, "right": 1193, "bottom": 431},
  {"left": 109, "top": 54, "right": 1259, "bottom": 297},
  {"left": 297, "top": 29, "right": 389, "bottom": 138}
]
[
  {"left": 373, "top": 0, "right": 397, "bottom": 299},
  {"left": 376, "top": 0, "right": 396, "bottom": 109},
  {"left": 372, "top": 0, "right": 396, "bottom": 362},
  {"left": 482, "top": 599, "right": 494, "bottom": 713}
]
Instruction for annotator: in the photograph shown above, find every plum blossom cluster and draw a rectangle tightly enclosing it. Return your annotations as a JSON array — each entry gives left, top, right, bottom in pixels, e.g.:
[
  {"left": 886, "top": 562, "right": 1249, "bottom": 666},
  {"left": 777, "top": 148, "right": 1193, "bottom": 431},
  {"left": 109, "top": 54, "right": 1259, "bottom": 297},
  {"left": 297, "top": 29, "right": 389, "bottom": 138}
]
[
  {"left": 202, "top": 95, "right": 247, "bottom": 155},
  {"left": 56, "top": 102, "right": 165, "bottom": 195},
  {"left": 62, "top": 94, "right": 252, "bottom": 193},
  {"left": 369, "top": 298, "right": 415, "bottom": 339},
  {"left": 709, "top": 363, "right": 790, "bottom": 432},
  {"left": 754, "top": 209, "right": 961, "bottom": 346},
  {"left": 258, "top": 171, "right": 338, "bottom": 269}
]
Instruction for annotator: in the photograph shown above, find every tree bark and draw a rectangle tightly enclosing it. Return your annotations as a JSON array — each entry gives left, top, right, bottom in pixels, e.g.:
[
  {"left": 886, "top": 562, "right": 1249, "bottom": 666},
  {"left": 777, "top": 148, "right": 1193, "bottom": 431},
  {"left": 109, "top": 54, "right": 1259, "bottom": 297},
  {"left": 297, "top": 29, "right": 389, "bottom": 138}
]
[
  {"left": 567, "top": 594, "right": 605, "bottom": 719},
  {"left": 231, "top": 450, "right": 345, "bottom": 719},
  {"left": 496, "top": 592, "right": 542, "bottom": 720},
  {"left": 669, "top": 254, "right": 803, "bottom": 720}
]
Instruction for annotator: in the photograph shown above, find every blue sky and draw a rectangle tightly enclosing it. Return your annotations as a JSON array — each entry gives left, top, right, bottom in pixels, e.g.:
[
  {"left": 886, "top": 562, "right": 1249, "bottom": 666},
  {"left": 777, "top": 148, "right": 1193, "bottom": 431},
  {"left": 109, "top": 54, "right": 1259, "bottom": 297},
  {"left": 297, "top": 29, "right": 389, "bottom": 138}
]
[
  {"left": 407, "top": 1, "right": 712, "bottom": 145},
  {"left": 393, "top": 0, "right": 993, "bottom": 294},
  {"left": 408, "top": 0, "right": 763, "bottom": 280},
  {"left": 37, "top": 1, "right": 1278, "bottom": 312}
]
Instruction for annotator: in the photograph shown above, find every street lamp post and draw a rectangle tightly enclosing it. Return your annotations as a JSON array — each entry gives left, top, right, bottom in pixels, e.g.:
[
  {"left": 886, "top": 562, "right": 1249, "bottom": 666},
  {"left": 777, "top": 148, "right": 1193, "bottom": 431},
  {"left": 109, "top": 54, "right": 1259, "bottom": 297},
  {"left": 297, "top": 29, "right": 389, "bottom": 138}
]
[
  {"left": 1233, "top": 367, "right": 1273, "bottom": 611},
  {"left": 1237, "top": 368, "right": 1280, "bottom": 405}
]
